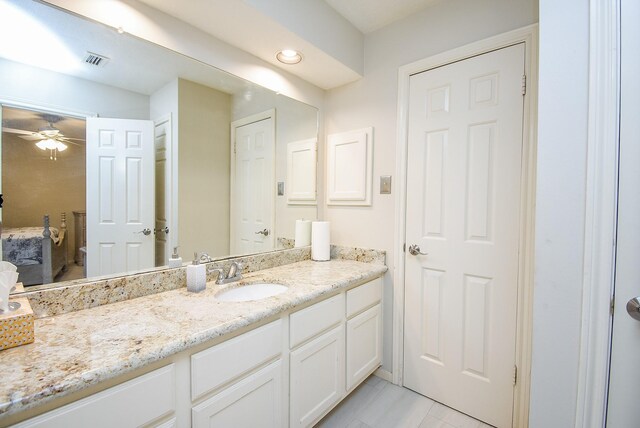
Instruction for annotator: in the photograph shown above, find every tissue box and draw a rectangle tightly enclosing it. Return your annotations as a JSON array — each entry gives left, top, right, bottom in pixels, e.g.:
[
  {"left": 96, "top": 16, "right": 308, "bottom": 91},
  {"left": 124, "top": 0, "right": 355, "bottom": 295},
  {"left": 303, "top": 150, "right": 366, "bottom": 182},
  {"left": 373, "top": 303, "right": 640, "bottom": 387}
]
[
  {"left": 0, "top": 295, "right": 34, "bottom": 351},
  {"left": 10, "top": 282, "right": 25, "bottom": 295}
]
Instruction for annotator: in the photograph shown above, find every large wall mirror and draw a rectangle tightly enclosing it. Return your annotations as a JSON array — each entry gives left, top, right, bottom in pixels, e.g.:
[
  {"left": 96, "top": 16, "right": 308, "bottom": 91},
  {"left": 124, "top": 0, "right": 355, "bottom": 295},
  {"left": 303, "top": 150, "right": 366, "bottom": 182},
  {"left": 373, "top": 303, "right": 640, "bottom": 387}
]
[{"left": 0, "top": 0, "right": 318, "bottom": 291}]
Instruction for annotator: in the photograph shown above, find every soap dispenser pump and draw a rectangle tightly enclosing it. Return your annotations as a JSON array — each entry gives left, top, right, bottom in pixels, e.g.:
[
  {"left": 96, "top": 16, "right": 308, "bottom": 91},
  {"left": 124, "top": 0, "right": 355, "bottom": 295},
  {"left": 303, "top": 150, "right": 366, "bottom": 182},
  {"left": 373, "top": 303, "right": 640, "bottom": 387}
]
[
  {"left": 186, "top": 252, "right": 206, "bottom": 293},
  {"left": 168, "top": 247, "right": 182, "bottom": 268}
]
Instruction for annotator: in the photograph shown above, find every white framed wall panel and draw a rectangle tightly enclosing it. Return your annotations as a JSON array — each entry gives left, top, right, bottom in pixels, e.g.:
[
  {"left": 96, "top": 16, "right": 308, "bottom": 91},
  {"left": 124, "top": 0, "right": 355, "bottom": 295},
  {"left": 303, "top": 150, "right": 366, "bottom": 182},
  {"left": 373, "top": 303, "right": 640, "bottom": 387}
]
[
  {"left": 326, "top": 127, "right": 373, "bottom": 206},
  {"left": 287, "top": 138, "right": 317, "bottom": 205}
]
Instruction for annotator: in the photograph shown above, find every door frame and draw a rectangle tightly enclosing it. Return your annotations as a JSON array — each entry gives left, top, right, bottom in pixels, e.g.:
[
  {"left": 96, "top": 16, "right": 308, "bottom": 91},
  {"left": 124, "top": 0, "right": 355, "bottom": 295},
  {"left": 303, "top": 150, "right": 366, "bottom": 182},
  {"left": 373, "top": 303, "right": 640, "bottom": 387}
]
[
  {"left": 153, "top": 113, "right": 175, "bottom": 265},
  {"left": 393, "top": 25, "right": 538, "bottom": 427},
  {"left": 229, "top": 109, "right": 276, "bottom": 255},
  {"left": 0, "top": 97, "right": 95, "bottom": 243},
  {"left": 578, "top": 0, "right": 621, "bottom": 426}
]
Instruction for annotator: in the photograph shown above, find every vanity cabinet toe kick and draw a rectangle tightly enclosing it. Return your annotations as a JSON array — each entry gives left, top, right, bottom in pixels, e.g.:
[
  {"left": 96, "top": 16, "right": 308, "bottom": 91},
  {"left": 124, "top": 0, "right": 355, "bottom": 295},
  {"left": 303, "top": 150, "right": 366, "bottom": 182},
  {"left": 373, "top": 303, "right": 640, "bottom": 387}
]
[{"left": 10, "top": 276, "right": 383, "bottom": 428}]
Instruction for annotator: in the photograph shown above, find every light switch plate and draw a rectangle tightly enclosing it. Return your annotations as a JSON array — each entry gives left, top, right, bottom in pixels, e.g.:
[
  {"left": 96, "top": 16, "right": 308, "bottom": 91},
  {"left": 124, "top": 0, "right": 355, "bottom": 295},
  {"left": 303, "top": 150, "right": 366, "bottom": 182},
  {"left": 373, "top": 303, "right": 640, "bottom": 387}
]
[
  {"left": 277, "top": 182, "right": 285, "bottom": 196},
  {"left": 380, "top": 176, "right": 392, "bottom": 194}
]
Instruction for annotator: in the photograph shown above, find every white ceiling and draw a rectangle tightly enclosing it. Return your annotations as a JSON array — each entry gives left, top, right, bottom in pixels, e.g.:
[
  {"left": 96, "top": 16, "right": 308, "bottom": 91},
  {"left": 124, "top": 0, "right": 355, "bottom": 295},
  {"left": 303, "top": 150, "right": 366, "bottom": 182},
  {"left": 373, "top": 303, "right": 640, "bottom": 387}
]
[
  {"left": 135, "top": 0, "right": 363, "bottom": 90},
  {"left": 0, "top": 1, "right": 273, "bottom": 97},
  {"left": 324, "top": 0, "right": 443, "bottom": 34},
  {"left": 2, "top": 106, "right": 85, "bottom": 141},
  {"left": 133, "top": 0, "right": 442, "bottom": 89}
]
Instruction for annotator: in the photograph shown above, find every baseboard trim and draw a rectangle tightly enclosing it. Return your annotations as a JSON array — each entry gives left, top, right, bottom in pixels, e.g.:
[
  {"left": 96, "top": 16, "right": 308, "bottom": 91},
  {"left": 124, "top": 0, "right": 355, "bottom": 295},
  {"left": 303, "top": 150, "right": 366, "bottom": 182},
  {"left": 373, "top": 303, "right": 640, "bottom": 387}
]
[{"left": 373, "top": 368, "right": 393, "bottom": 383}]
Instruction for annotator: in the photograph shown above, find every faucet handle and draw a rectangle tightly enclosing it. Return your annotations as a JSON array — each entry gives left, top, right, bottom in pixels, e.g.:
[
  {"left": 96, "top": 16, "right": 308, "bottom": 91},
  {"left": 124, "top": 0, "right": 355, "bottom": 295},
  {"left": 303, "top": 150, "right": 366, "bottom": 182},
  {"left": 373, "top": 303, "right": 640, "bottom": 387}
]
[{"left": 227, "top": 261, "right": 243, "bottom": 279}]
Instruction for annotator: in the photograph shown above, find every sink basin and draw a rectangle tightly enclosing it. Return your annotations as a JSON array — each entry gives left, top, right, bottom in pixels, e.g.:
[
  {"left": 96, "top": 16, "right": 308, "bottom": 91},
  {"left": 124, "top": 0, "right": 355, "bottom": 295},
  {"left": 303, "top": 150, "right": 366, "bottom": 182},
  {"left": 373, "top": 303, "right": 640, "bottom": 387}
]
[{"left": 215, "top": 283, "right": 288, "bottom": 302}]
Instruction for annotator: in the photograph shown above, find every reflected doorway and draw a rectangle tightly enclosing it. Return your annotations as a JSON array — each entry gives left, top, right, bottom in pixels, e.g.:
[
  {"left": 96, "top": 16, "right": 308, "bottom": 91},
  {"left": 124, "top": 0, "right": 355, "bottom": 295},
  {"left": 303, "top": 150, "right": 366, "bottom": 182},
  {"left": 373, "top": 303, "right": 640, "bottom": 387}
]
[{"left": 0, "top": 104, "right": 86, "bottom": 285}]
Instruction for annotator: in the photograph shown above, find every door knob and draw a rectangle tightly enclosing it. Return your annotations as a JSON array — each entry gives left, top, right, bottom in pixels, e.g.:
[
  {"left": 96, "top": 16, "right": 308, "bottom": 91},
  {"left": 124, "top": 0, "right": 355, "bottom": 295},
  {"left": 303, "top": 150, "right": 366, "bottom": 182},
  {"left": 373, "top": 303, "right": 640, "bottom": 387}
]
[
  {"left": 154, "top": 227, "right": 169, "bottom": 235},
  {"left": 408, "top": 244, "right": 428, "bottom": 256},
  {"left": 136, "top": 228, "right": 152, "bottom": 236},
  {"left": 255, "top": 229, "right": 270, "bottom": 237},
  {"left": 626, "top": 297, "right": 640, "bottom": 321}
]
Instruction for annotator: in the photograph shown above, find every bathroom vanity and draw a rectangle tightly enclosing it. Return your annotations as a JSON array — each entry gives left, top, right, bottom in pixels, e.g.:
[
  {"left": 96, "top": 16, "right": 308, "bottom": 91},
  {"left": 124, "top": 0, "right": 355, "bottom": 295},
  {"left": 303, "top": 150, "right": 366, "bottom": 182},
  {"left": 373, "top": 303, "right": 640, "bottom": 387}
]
[{"left": 0, "top": 252, "right": 386, "bottom": 428}]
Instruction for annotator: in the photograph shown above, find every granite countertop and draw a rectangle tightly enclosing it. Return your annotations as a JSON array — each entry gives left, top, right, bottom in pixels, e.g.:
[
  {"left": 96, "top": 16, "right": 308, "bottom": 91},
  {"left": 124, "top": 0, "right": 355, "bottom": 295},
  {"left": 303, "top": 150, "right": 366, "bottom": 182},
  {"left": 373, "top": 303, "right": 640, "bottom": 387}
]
[{"left": 0, "top": 259, "right": 387, "bottom": 419}]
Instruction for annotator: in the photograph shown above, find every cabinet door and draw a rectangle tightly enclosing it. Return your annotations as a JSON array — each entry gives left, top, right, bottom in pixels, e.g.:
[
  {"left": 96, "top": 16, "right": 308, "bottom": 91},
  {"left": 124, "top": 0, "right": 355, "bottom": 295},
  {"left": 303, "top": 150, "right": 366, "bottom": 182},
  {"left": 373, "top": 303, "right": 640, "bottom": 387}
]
[
  {"left": 290, "top": 324, "right": 345, "bottom": 427},
  {"left": 192, "top": 360, "right": 283, "bottom": 428},
  {"left": 346, "top": 304, "right": 382, "bottom": 391},
  {"left": 15, "top": 365, "right": 175, "bottom": 428}
]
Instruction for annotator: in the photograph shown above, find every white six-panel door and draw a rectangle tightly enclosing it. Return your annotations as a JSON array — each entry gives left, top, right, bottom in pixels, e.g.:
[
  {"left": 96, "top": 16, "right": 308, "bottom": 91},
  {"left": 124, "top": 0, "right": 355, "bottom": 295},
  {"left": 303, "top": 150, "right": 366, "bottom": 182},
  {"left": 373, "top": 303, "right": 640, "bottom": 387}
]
[
  {"left": 607, "top": 0, "right": 639, "bottom": 425},
  {"left": 403, "top": 44, "right": 525, "bottom": 428},
  {"left": 232, "top": 117, "right": 275, "bottom": 255},
  {"left": 86, "top": 117, "right": 155, "bottom": 278}
]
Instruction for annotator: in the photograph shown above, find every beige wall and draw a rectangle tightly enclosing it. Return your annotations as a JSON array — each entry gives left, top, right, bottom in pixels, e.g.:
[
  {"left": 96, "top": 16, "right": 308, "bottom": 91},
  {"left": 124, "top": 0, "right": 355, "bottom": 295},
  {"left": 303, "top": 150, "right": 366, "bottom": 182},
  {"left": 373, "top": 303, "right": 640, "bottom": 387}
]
[
  {"left": 178, "top": 79, "right": 231, "bottom": 260},
  {"left": 2, "top": 132, "right": 85, "bottom": 262}
]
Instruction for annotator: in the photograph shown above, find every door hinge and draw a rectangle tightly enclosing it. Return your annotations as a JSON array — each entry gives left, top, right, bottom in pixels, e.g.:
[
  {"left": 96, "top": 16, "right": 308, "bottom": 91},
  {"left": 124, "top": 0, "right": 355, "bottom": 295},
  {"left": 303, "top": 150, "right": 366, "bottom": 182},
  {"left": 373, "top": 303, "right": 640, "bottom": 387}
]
[
  {"left": 610, "top": 297, "right": 615, "bottom": 315},
  {"left": 403, "top": 243, "right": 406, "bottom": 253},
  {"left": 521, "top": 74, "right": 527, "bottom": 96},
  {"left": 513, "top": 365, "right": 518, "bottom": 386}
]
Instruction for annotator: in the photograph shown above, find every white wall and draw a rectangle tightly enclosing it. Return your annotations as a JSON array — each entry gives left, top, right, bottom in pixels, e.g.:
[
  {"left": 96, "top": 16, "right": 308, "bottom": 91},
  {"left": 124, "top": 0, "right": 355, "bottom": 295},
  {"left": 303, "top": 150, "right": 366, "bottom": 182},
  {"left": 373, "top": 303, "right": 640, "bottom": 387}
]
[
  {"left": 324, "top": 0, "right": 537, "bottom": 372},
  {"left": 274, "top": 96, "right": 318, "bottom": 242},
  {"left": 529, "top": 0, "right": 589, "bottom": 426},
  {"left": 232, "top": 92, "right": 319, "bottom": 246},
  {"left": 0, "top": 57, "right": 149, "bottom": 119}
]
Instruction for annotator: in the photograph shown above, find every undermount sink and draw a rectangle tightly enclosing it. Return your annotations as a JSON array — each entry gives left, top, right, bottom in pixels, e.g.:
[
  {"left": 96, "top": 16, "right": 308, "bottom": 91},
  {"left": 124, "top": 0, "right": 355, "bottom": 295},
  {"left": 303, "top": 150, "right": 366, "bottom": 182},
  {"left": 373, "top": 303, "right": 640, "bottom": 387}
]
[{"left": 215, "top": 283, "right": 288, "bottom": 302}]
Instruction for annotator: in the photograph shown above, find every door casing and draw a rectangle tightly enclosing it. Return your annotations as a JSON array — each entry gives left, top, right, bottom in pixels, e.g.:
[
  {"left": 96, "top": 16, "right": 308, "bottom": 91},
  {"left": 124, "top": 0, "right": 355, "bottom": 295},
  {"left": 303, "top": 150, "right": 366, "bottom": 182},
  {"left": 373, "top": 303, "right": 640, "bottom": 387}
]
[{"left": 393, "top": 25, "right": 538, "bottom": 428}]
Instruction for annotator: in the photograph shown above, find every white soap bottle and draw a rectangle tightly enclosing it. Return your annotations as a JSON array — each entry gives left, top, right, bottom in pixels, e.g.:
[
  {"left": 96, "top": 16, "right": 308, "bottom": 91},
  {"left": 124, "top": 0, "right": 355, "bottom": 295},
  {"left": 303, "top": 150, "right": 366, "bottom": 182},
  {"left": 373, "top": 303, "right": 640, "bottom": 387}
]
[
  {"left": 186, "top": 252, "right": 206, "bottom": 293},
  {"left": 168, "top": 247, "right": 182, "bottom": 268}
]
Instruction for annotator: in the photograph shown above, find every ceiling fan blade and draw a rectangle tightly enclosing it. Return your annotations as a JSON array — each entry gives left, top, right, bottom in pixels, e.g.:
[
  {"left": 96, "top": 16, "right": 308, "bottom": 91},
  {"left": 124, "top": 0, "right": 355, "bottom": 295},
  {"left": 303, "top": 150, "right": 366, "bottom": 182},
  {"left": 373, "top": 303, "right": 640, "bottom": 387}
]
[
  {"left": 18, "top": 134, "right": 43, "bottom": 141},
  {"left": 58, "top": 139, "right": 82, "bottom": 147},
  {"left": 60, "top": 137, "right": 85, "bottom": 142},
  {"left": 2, "top": 127, "right": 36, "bottom": 136}
]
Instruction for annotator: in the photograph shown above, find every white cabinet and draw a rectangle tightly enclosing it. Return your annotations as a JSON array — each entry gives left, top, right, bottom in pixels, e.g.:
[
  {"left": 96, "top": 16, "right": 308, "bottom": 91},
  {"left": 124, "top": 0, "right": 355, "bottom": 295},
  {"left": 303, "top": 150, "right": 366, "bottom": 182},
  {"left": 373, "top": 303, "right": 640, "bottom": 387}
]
[
  {"left": 15, "top": 365, "right": 175, "bottom": 428},
  {"left": 289, "top": 278, "right": 383, "bottom": 427},
  {"left": 191, "top": 320, "right": 282, "bottom": 400},
  {"left": 290, "top": 325, "right": 345, "bottom": 427},
  {"left": 346, "top": 304, "right": 382, "bottom": 391},
  {"left": 16, "top": 277, "right": 384, "bottom": 428},
  {"left": 192, "top": 360, "right": 283, "bottom": 428},
  {"left": 190, "top": 320, "right": 285, "bottom": 427}
]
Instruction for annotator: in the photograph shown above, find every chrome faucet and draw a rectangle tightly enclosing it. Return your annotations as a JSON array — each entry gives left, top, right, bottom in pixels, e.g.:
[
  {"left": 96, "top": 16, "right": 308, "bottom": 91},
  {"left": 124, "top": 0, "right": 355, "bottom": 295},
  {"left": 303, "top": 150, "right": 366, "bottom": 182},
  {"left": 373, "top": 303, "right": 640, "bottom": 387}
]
[
  {"left": 207, "top": 261, "right": 243, "bottom": 285},
  {"left": 207, "top": 267, "right": 225, "bottom": 284},
  {"left": 199, "top": 252, "right": 213, "bottom": 263}
]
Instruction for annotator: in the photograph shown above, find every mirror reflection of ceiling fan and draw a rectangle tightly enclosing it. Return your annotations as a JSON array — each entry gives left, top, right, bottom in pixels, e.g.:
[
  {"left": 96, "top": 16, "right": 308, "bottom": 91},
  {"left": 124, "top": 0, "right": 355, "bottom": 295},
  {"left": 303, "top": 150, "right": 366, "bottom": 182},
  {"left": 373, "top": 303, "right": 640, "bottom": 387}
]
[{"left": 2, "top": 122, "right": 85, "bottom": 161}]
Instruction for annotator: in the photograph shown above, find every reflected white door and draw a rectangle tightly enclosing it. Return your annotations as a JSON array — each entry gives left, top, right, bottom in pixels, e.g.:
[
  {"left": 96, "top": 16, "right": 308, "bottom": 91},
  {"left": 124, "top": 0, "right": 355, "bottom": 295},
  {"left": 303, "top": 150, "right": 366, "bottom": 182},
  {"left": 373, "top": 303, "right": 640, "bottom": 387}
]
[
  {"left": 607, "top": 0, "right": 639, "bottom": 425},
  {"left": 154, "top": 115, "right": 172, "bottom": 267},
  {"left": 86, "top": 117, "right": 154, "bottom": 277},
  {"left": 232, "top": 116, "right": 275, "bottom": 254},
  {"left": 403, "top": 44, "right": 525, "bottom": 428}
]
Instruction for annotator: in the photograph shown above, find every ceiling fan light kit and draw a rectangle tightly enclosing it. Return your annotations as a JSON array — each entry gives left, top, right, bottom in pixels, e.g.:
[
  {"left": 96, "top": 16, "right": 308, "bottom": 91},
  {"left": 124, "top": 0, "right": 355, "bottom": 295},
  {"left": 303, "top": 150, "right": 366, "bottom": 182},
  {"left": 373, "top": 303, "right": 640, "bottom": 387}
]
[{"left": 2, "top": 112, "right": 84, "bottom": 161}]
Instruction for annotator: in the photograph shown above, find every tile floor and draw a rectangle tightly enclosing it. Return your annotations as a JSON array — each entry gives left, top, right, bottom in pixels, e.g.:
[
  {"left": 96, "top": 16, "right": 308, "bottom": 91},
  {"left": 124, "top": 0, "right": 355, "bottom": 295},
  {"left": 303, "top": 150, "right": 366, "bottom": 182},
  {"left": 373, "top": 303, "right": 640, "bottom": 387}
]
[
  {"left": 316, "top": 375, "right": 493, "bottom": 428},
  {"left": 56, "top": 263, "right": 84, "bottom": 282}
]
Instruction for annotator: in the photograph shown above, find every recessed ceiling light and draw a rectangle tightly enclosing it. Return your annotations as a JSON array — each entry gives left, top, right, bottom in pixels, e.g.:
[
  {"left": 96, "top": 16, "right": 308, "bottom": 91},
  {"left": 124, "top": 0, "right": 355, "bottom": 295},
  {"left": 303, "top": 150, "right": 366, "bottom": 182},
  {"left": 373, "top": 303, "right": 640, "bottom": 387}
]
[{"left": 276, "top": 49, "right": 303, "bottom": 65}]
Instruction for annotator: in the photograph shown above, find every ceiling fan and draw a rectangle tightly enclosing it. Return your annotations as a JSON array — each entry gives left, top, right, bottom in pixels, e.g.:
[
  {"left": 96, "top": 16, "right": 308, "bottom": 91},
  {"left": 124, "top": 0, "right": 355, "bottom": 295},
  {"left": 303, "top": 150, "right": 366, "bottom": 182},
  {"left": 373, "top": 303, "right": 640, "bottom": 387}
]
[{"left": 2, "top": 122, "right": 84, "bottom": 161}]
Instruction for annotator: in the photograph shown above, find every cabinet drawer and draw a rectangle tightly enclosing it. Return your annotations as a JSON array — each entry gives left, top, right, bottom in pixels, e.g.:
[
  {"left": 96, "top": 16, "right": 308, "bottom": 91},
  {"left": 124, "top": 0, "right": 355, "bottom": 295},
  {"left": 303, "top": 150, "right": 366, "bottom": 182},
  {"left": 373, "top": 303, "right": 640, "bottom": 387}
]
[
  {"left": 16, "top": 365, "right": 175, "bottom": 428},
  {"left": 191, "top": 320, "right": 282, "bottom": 400},
  {"left": 346, "top": 277, "right": 382, "bottom": 318},
  {"left": 290, "top": 294, "right": 344, "bottom": 348}
]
